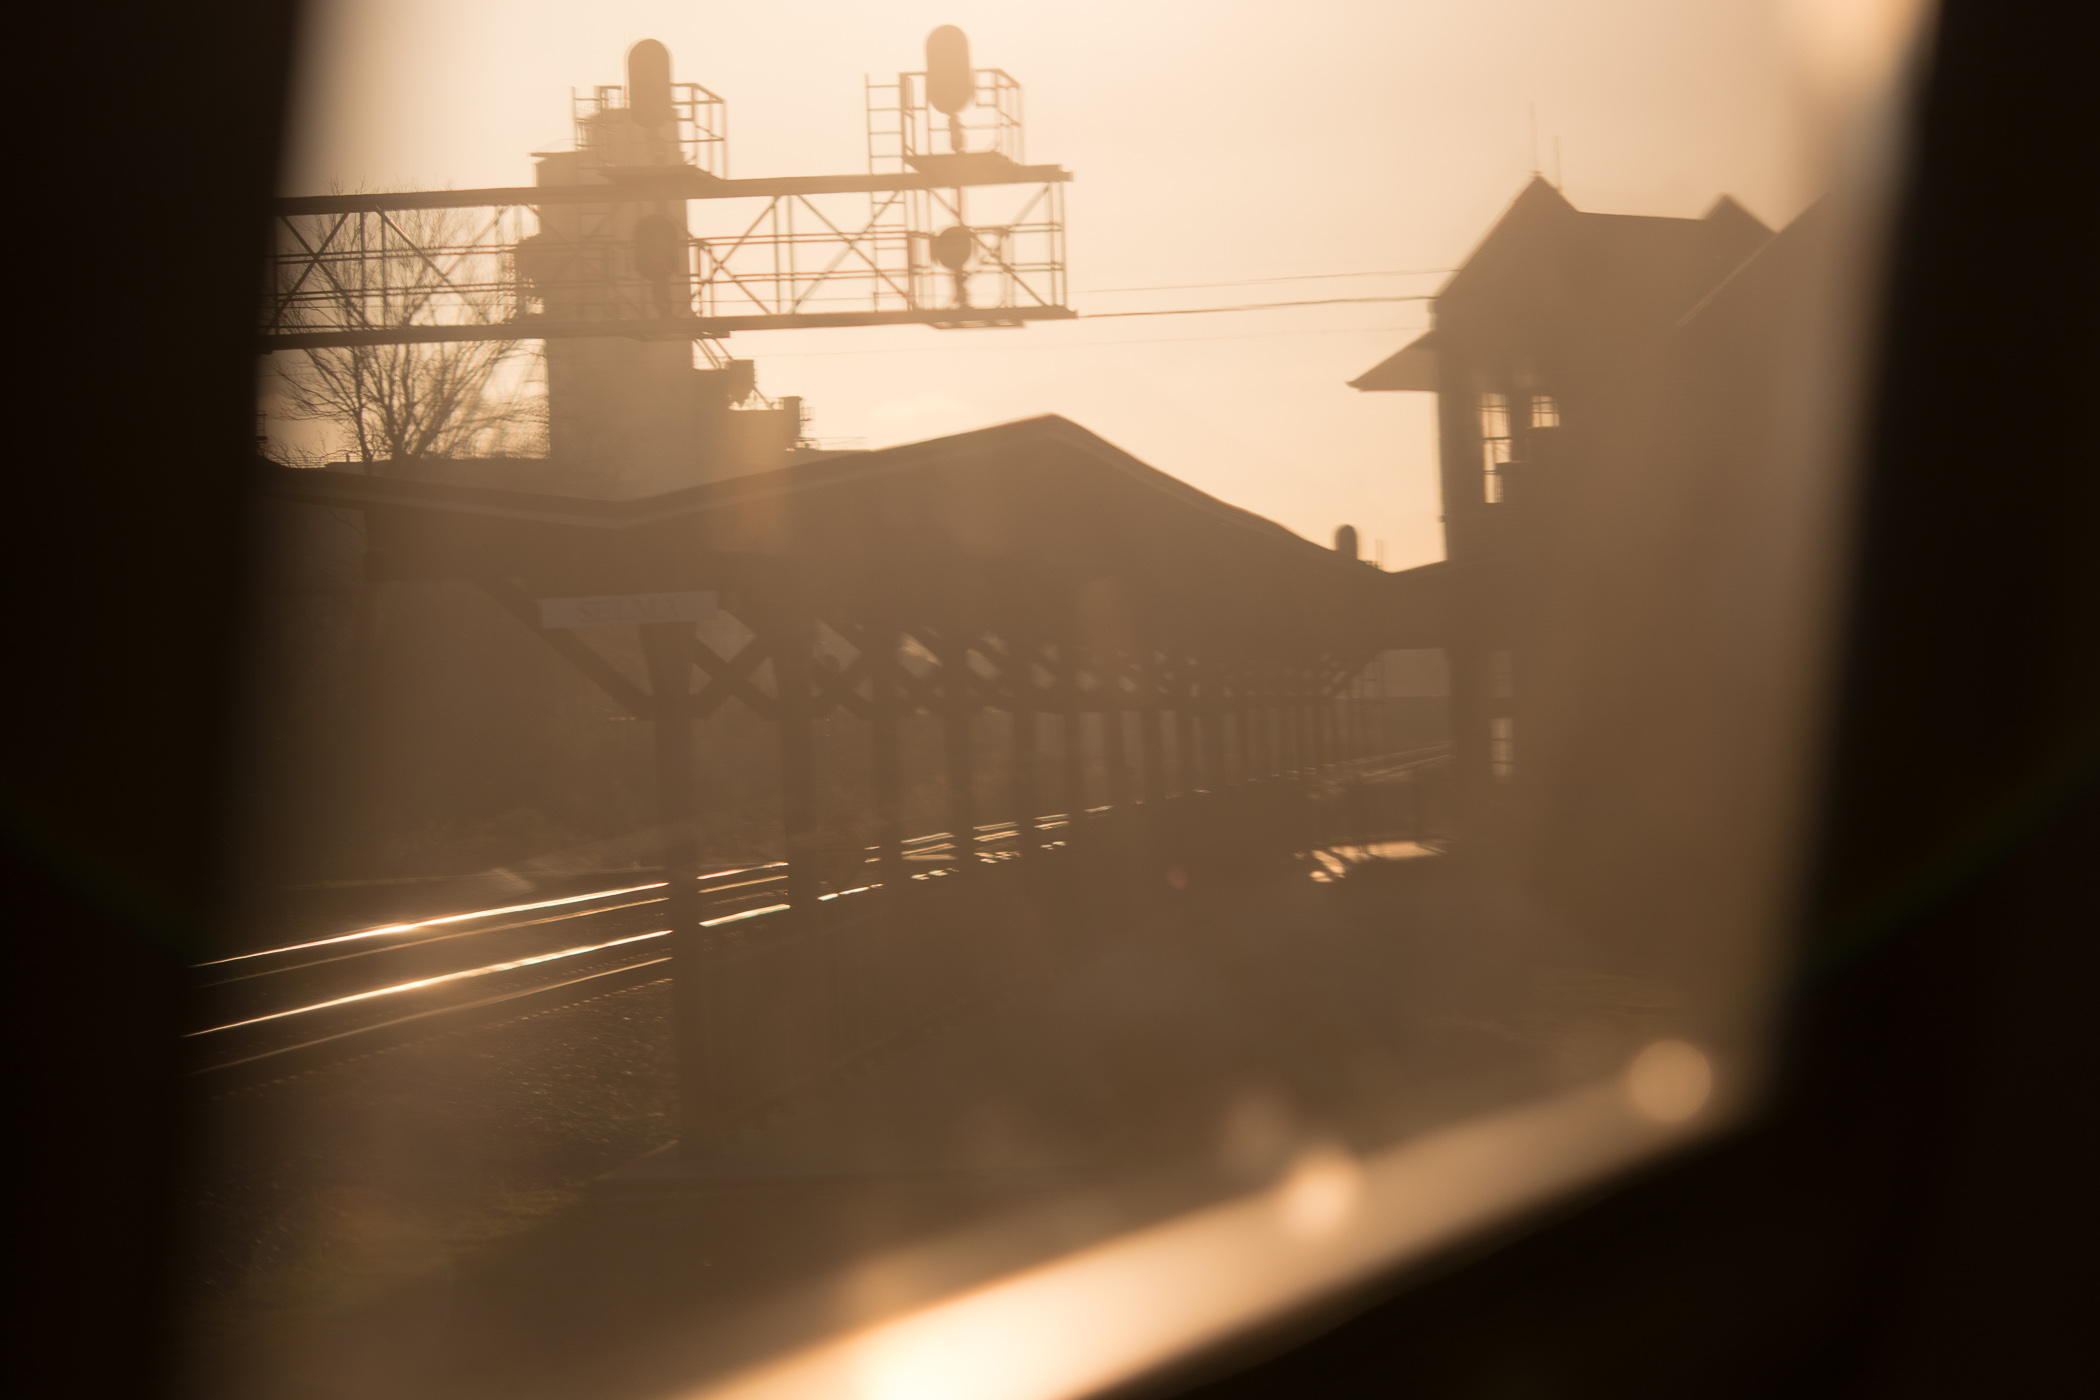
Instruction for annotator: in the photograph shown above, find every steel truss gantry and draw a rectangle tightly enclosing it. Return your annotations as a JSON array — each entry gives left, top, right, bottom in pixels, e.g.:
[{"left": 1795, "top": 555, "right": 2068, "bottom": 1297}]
[{"left": 263, "top": 79, "right": 1072, "bottom": 353}]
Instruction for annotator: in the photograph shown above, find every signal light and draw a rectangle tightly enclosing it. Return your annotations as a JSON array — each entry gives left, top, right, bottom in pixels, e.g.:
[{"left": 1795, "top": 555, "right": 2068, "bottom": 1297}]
[{"left": 926, "top": 26, "right": 973, "bottom": 115}]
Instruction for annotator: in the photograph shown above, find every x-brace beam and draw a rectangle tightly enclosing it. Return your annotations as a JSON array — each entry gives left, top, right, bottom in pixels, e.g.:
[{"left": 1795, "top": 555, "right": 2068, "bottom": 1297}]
[
  {"left": 690, "top": 634, "right": 777, "bottom": 719},
  {"left": 480, "top": 577, "right": 654, "bottom": 718}
]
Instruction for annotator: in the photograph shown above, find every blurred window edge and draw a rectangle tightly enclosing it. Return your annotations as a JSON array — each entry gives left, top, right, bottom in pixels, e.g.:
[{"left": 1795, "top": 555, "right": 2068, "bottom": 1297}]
[{"left": 39, "top": 0, "right": 2087, "bottom": 1395}]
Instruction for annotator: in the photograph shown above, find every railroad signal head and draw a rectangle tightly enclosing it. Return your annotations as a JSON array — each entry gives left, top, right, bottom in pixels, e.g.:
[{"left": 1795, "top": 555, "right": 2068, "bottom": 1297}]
[
  {"left": 931, "top": 225, "right": 976, "bottom": 273},
  {"left": 626, "top": 39, "right": 675, "bottom": 127},
  {"left": 926, "top": 26, "right": 973, "bottom": 115}
]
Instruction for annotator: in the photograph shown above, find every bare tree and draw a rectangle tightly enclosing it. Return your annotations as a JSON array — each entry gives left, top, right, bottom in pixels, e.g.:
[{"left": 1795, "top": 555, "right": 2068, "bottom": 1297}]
[{"left": 264, "top": 198, "right": 544, "bottom": 465}]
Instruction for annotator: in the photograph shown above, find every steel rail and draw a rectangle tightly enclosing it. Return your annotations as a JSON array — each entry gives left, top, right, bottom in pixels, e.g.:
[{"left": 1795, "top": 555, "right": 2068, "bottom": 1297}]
[
  {"left": 183, "top": 824, "right": 1023, "bottom": 1081},
  {"left": 187, "top": 777, "right": 1439, "bottom": 1087},
  {"left": 204, "top": 863, "right": 786, "bottom": 977},
  {"left": 193, "top": 955, "right": 676, "bottom": 1089},
  {"left": 186, "top": 903, "right": 792, "bottom": 1088}
]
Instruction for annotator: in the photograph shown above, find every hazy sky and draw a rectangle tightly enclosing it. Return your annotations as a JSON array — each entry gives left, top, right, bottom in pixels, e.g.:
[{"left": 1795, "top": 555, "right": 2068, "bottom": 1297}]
[{"left": 281, "top": 1, "right": 1821, "bottom": 570}]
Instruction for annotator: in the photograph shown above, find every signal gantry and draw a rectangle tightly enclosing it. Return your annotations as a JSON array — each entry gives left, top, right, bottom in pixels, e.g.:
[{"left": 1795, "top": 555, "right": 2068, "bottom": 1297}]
[{"left": 261, "top": 27, "right": 1073, "bottom": 353}]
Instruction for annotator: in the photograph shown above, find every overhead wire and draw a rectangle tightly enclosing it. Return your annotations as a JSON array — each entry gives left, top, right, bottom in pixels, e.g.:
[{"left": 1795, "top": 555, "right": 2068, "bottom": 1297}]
[
  {"left": 1077, "top": 269, "right": 1451, "bottom": 294},
  {"left": 1079, "top": 295, "right": 1432, "bottom": 319},
  {"left": 760, "top": 321, "right": 1428, "bottom": 358},
  {"left": 752, "top": 294, "right": 1436, "bottom": 357}
]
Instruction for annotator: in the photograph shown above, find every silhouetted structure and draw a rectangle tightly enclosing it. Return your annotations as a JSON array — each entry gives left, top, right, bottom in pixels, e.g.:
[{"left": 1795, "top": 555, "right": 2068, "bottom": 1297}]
[
  {"left": 264, "top": 414, "right": 1437, "bottom": 1148},
  {"left": 266, "top": 33, "right": 1072, "bottom": 490},
  {"left": 1353, "top": 177, "right": 1774, "bottom": 838}
]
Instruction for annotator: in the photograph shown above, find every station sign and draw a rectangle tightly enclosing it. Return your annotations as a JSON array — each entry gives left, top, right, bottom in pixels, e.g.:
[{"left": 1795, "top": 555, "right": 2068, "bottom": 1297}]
[{"left": 537, "top": 590, "right": 718, "bottom": 629}]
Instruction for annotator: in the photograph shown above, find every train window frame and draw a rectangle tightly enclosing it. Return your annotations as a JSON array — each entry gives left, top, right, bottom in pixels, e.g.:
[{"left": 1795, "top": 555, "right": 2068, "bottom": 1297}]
[{"left": 32, "top": 2, "right": 2100, "bottom": 1400}]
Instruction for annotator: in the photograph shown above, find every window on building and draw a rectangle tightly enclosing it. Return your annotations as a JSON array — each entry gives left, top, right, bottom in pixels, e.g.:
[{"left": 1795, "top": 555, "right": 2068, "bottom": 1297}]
[
  {"left": 1480, "top": 390, "right": 1513, "bottom": 502},
  {"left": 1489, "top": 714, "right": 1516, "bottom": 779},
  {"left": 1530, "top": 394, "right": 1560, "bottom": 429}
]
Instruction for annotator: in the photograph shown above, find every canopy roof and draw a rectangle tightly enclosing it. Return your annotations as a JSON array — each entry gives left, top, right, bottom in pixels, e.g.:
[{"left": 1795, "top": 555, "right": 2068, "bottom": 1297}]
[
  {"left": 1350, "top": 178, "right": 1773, "bottom": 392},
  {"left": 262, "top": 414, "right": 1449, "bottom": 662}
]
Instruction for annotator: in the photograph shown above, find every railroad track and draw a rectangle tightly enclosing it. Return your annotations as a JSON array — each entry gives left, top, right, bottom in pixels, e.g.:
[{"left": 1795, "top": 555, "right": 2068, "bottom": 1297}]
[
  {"left": 184, "top": 815, "right": 1078, "bottom": 1086},
  {"left": 186, "top": 755, "right": 1443, "bottom": 1088}
]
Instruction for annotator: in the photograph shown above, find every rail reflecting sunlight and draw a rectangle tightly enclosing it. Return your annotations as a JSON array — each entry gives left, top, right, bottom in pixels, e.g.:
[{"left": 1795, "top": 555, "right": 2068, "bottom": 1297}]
[{"left": 193, "top": 881, "right": 674, "bottom": 965}]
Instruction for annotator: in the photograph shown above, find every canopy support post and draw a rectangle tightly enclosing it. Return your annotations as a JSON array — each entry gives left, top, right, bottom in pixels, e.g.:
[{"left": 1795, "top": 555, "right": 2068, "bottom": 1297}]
[{"left": 639, "top": 619, "right": 714, "bottom": 1160}]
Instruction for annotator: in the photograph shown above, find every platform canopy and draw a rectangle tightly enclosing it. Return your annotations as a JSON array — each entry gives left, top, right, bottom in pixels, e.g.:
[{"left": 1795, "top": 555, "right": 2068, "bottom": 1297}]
[{"left": 261, "top": 414, "right": 1449, "bottom": 677}]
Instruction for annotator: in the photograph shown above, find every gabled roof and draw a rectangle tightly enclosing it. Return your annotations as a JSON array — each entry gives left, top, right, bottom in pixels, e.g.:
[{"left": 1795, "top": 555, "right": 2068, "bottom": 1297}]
[
  {"left": 1351, "top": 178, "right": 1773, "bottom": 391},
  {"left": 267, "top": 416, "right": 1319, "bottom": 552},
  {"left": 261, "top": 414, "right": 1451, "bottom": 653}
]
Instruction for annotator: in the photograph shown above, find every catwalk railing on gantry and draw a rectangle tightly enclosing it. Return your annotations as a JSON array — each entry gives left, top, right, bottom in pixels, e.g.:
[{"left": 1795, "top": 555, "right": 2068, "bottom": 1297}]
[{"left": 260, "top": 38, "right": 1071, "bottom": 352}]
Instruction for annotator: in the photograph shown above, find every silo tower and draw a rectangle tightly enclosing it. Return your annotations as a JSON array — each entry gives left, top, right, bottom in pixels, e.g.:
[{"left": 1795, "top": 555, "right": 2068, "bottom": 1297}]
[
  {"left": 518, "top": 41, "right": 801, "bottom": 495},
  {"left": 264, "top": 26, "right": 1072, "bottom": 493}
]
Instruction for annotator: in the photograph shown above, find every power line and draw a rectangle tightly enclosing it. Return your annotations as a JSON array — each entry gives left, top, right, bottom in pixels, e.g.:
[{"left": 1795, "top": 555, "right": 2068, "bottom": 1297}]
[
  {"left": 1077, "top": 268, "right": 1452, "bottom": 295},
  {"left": 759, "top": 322, "right": 1427, "bottom": 358},
  {"left": 1079, "top": 295, "right": 1433, "bottom": 319}
]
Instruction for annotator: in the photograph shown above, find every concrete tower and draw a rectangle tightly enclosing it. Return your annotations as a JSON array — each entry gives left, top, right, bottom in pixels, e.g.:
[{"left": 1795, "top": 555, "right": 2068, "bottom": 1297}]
[{"left": 517, "top": 40, "right": 802, "bottom": 496}]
